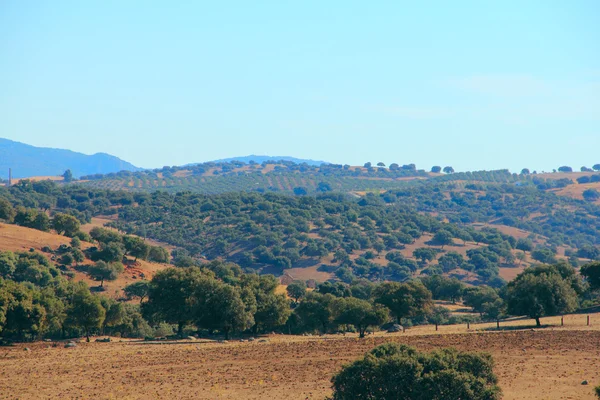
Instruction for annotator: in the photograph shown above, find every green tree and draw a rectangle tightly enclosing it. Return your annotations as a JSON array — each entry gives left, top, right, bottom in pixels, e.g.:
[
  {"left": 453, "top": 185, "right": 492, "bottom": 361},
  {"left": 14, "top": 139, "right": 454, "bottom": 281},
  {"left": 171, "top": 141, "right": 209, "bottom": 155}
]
[
  {"left": 144, "top": 267, "right": 214, "bottom": 336},
  {"left": 123, "top": 281, "right": 151, "bottom": 303},
  {"left": 51, "top": 213, "right": 80, "bottom": 237},
  {"left": 443, "top": 166, "right": 454, "bottom": 174},
  {"left": 66, "top": 286, "right": 106, "bottom": 341},
  {"left": 294, "top": 292, "right": 335, "bottom": 333},
  {"left": 374, "top": 281, "right": 433, "bottom": 324},
  {"left": 413, "top": 247, "right": 437, "bottom": 263},
  {"left": 505, "top": 268, "right": 578, "bottom": 327},
  {"left": 253, "top": 292, "right": 291, "bottom": 333},
  {"left": 583, "top": 189, "right": 600, "bottom": 202},
  {"left": 148, "top": 246, "right": 170, "bottom": 263},
  {"left": 580, "top": 262, "right": 600, "bottom": 291},
  {"left": 330, "top": 343, "right": 501, "bottom": 400},
  {"left": 433, "top": 230, "right": 454, "bottom": 249},
  {"left": 0, "top": 198, "right": 15, "bottom": 222},
  {"left": 286, "top": 281, "right": 307, "bottom": 304},
  {"left": 88, "top": 261, "right": 124, "bottom": 287},
  {"left": 72, "top": 249, "right": 85, "bottom": 265},
  {"left": 123, "top": 236, "right": 150, "bottom": 261},
  {"left": 194, "top": 282, "right": 254, "bottom": 339},
  {"left": 333, "top": 297, "right": 389, "bottom": 338},
  {"left": 431, "top": 166, "right": 442, "bottom": 173},
  {"left": 70, "top": 237, "right": 81, "bottom": 249},
  {"left": 62, "top": 169, "right": 74, "bottom": 182},
  {"left": 463, "top": 286, "right": 500, "bottom": 316}
]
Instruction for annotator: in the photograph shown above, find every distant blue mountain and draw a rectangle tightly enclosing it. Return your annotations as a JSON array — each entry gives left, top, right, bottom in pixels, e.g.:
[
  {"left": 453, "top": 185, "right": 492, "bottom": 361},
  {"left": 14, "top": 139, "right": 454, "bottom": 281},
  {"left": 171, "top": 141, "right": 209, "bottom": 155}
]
[
  {"left": 0, "top": 138, "right": 141, "bottom": 179},
  {"left": 201, "top": 155, "right": 329, "bottom": 166}
]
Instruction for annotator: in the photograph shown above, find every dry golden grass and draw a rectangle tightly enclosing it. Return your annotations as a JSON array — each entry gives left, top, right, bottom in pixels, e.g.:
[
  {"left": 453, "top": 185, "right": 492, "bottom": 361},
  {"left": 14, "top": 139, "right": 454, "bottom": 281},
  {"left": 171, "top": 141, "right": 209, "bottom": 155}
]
[
  {"left": 553, "top": 181, "right": 600, "bottom": 204},
  {"left": 0, "top": 222, "right": 79, "bottom": 252},
  {"left": 2, "top": 313, "right": 600, "bottom": 399}
]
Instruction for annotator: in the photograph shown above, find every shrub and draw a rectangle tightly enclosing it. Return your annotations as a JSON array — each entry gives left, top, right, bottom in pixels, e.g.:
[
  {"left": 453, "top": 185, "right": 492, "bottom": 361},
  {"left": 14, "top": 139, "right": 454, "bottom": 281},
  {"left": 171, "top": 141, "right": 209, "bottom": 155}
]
[{"left": 330, "top": 343, "right": 501, "bottom": 400}]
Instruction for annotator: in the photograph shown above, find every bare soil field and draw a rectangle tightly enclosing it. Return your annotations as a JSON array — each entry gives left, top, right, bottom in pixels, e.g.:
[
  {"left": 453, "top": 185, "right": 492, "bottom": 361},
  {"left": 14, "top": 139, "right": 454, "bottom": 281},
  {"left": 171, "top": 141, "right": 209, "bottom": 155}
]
[{"left": 2, "top": 315, "right": 600, "bottom": 400}]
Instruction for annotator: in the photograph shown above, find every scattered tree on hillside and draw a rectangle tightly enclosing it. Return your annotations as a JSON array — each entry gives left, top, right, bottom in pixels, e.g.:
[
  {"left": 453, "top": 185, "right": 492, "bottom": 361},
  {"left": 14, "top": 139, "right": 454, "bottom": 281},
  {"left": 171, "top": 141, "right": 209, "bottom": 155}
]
[
  {"left": 583, "top": 189, "right": 600, "bottom": 202},
  {"left": 330, "top": 343, "right": 501, "bottom": 400},
  {"left": 431, "top": 166, "right": 442, "bottom": 173},
  {"left": 377, "top": 162, "right": 385, "bottom": 167},
  {"left": 433, "top": 230, "right": 453, "bottom": 249},
  {"left": 443, "top": 166, "right": 454, "bottom": 174},
  {"left": 51, "top": 213, "right": 80, "bottom": 237},
  {"left": 0, "top": 198, "right": 15, "bottom": 222},
  {"left": 521, "top": 168, "right": 530, "bottom": 175},
  {"left": 123, "top": 236, "right": 150, "bottom": 261},
  {"left": 147, "top": 246, "right": 170, "bottom": 263},
  {"left": 558, "top": 166, "right": 573, "bottom": 173},
  {"left": 413, "top": 247, "right": 437, "bottom": 264},
  {"left": 124, "top": 281, "right": 151, "bottom": 303},
  {"left": 363, "top": 162, "right": 372, "bottom": 168},
  {"left": 593, "top": 164, "right": 600, "bottom": 171},
  {"left": 87, "top": 261, "right": 124, "bottom": 287}
]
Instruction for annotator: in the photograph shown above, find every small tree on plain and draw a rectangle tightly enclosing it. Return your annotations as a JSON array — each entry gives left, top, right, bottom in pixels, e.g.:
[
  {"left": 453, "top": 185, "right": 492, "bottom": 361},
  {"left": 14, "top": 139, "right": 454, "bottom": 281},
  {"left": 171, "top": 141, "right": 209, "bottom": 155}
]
[{"left": 330, "top": 343, "right": 501, "bottom": 400}]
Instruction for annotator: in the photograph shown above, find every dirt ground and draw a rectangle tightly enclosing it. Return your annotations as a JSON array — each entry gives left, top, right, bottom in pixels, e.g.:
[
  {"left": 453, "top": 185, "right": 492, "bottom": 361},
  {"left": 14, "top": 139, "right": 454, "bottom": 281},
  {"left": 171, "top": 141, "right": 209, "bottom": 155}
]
[{"left": 2, "top": 316, "right": 600, "bottom": 400}]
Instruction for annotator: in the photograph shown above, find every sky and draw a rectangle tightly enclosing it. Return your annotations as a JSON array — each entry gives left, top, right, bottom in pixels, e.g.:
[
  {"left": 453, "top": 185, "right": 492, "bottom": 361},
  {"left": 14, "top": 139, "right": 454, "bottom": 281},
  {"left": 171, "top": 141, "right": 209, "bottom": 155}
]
[{"left": 0, "top": 1, "right": 599, "bottom": 172}]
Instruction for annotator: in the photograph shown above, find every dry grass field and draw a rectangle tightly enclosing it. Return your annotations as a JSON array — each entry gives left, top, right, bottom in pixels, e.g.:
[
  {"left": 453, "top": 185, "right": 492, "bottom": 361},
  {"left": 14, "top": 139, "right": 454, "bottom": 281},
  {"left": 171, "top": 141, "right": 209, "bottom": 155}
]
[{"left": 2, "top": 313, "right": 600, "bottom": 400}]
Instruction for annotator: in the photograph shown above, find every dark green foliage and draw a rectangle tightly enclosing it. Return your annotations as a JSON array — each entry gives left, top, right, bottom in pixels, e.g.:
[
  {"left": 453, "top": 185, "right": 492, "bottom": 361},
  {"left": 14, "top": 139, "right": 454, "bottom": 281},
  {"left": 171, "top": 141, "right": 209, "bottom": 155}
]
[
  {"left": 87, "top": 261, "right": 124, "bottom": 287},
  {"left": 580, "top": 262, "right": 600, "bottom": 291},
  {"left": 505, "top": 264, "right": 579, "bottom": 326},
  {"left": 374, "top": 281, "right": 433, "bottom": 324},
  {"left": 123, "top": 281, "right": 151, "bottom": 302},
  {"left": 65, "top": 285, "right": 106, "bottom": 341},
  {"left": 332, "top": 297, "right": 388, "bottom": 337},
  {"left": 51, "top": 213, "right": 80, "bottom": 237},
  {"left": 286, "top": 281, "right": 307, "bottom": 303},
  {"left": 330, "top": 343, "right": 501, "bottom": 400}
]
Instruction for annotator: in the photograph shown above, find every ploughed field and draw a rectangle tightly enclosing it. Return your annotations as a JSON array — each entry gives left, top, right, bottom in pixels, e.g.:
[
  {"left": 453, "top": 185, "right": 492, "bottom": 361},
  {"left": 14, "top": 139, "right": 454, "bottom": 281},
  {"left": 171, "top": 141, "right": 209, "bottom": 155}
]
[{"left": 2, "top": 323, "right": 600, "bottom": 400}]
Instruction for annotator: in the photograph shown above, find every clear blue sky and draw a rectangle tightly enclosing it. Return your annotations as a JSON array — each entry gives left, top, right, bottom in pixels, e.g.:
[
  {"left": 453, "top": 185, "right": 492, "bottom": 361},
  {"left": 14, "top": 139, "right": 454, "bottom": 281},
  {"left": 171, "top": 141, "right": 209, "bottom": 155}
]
[{"left": 1, "top": 1, "right": 598, "bottom": 172}]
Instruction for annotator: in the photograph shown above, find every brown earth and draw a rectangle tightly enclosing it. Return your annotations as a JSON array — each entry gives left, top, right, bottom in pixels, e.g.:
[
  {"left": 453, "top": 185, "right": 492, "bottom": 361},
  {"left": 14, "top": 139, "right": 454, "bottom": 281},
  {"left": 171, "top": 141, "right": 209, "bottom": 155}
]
[{"left": 2, "top": 314, "right": 600, "bottom": 399}]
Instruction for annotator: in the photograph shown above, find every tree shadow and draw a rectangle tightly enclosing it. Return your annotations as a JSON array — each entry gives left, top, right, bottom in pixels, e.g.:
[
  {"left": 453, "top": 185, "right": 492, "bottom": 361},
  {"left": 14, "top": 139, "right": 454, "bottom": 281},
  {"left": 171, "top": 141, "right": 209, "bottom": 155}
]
[{"left": 479, "top": 324, "right": 553, "bottom": 332}]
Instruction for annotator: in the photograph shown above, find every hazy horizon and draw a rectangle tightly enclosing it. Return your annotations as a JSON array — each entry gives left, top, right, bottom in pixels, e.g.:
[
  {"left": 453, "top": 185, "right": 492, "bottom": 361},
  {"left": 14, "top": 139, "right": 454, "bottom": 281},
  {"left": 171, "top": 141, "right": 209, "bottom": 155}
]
[{"left": 1, "top": 1, "right": 598, "bottom": 172}]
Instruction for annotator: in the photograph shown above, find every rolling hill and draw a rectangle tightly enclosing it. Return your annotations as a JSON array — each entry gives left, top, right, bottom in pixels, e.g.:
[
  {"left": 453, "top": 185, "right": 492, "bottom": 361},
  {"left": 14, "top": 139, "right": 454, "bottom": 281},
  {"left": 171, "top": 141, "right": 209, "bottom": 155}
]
[
  {"left": 203, "top": 155, "right": 329, "bottom": 166},
  {"left": 0, "top": 138, "right": 141, "bottom": 179}
]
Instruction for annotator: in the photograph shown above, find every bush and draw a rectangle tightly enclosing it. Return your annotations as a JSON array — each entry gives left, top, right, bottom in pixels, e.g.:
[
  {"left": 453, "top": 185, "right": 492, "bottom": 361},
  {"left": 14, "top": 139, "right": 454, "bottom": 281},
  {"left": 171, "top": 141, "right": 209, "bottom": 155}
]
[
  {"left": 153, "top": 322, "right": 175, "bottom": 338},
  {"left": 330, "top": 343, "right": 501, "bottom": 400}
]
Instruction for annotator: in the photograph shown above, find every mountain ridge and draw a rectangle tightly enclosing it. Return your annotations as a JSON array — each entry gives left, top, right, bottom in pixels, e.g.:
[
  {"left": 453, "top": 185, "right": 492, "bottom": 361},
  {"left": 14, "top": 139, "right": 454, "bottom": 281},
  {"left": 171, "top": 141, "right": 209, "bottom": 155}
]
[
  {"left": 199, "top": 155, "right": 329, "bottom": 166},
  {"left": 0, "top": 138, "right": 141, "bottom": 179}
]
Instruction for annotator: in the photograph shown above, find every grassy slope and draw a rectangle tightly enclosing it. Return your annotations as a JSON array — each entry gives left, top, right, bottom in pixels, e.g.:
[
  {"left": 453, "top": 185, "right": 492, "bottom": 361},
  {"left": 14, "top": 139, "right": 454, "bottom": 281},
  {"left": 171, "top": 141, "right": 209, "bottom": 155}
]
[{"left": 0, "top": 222, "right": 170, "bottom": 298}]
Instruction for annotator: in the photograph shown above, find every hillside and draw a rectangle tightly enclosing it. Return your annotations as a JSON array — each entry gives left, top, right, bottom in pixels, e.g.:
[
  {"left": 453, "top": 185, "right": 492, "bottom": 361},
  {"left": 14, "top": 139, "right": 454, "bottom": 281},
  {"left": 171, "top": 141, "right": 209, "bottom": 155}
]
[
  {"left": 4, "top": 175, "right": 600, "bottom": 287},
  {"left": 0, "top": 138, "right": 141, "bottom": 179},
  {"left": 203, "top": 155, "right": 329, "bottom": 166},
  {"left": 0, "top": 222, "right": 169, "bottom": 297}
]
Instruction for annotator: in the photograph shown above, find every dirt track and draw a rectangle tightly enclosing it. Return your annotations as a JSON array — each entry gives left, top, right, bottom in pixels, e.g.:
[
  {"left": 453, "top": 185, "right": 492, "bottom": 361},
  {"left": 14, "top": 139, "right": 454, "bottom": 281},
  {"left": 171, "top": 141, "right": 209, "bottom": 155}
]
[{"left": 2, "top": 330, "right": 600, "bottom": 399}]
